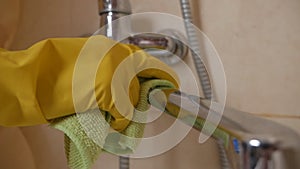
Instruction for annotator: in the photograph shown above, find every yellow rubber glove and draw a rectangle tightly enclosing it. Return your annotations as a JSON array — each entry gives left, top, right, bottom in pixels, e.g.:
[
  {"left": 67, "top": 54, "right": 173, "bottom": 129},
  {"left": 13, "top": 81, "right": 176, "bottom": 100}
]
[{"left": 0, "top": 35, "right": 178, "bottom": 131}]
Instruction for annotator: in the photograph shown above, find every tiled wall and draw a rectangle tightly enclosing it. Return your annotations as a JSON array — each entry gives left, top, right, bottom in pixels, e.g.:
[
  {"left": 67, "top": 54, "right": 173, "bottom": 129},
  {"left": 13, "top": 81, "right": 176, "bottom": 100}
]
[{"left": 0, "top": 0, "right": 299, "bottom": 169}]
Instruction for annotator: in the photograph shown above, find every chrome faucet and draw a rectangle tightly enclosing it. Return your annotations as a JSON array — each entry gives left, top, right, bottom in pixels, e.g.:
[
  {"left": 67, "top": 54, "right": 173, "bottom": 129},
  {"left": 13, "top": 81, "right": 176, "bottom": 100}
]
[
  {"left": 97, "top": 0, "right": 300, "bottom": 169},
  {"left": 167, "top": 91, "right": 300, "bottom": 169}
]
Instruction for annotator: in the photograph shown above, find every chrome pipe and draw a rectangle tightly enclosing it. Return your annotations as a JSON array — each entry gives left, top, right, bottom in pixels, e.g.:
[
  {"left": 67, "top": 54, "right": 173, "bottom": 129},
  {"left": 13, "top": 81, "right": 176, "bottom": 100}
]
[
  {"left": 98, "top": 0, "right": 131, "bottom": 40},
  {"left": 99, "top": 1, "right": 132, "bottom": 169}
]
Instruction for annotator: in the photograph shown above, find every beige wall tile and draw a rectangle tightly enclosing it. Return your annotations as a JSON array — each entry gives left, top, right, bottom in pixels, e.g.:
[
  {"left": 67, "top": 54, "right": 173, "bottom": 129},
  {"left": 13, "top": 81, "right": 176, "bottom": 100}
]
[{"left": 195, "top": 0, "right": 300, "bottom": 116}]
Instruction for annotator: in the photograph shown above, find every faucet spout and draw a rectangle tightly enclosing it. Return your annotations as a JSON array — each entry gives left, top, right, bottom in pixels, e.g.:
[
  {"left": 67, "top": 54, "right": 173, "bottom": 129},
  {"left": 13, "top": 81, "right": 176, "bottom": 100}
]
[{"left": 167, "top": 91, "right": 300, "bottom": 169}]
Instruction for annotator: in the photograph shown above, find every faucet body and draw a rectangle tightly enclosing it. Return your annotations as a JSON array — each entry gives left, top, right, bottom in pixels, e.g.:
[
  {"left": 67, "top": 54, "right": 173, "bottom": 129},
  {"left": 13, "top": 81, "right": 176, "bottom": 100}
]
[{"left": 97, "top": 1, "right": 300, "bottom": 169}]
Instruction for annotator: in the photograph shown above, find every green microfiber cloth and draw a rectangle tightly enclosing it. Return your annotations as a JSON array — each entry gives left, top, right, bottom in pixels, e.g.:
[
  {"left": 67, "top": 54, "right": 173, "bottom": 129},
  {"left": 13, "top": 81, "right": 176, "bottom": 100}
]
[
  {"left": 50, "top": 79, "right": 176, "bottom": 169},
  {"left": 51, "top": 79, "right": 230, "bottom": 169}
]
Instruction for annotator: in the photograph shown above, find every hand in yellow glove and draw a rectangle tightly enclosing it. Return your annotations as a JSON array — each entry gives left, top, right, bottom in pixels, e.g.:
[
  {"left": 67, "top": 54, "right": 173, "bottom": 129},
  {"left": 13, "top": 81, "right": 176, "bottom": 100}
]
[{"left": 0, "top": 35, "right": 178, "bottom": 131}]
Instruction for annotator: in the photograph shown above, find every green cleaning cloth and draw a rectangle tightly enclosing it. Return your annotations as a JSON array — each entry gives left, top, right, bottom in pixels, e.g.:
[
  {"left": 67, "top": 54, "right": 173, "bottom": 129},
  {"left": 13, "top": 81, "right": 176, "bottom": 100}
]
[
  {"left": 50, "top": 79, "right": 176, "bottom": 169},
  {"left": 51, "top": 79, "right": 230, "bottom": 169}
]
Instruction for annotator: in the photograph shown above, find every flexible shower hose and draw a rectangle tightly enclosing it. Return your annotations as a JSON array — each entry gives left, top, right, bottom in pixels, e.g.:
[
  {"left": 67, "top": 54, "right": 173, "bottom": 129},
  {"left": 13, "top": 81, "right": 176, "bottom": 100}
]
[
  {"left": 179, "top": 0, "right": 212, "bottom": 100},
  {"left": 179, "top": 0, "right": 231, "bottom": 169}
]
